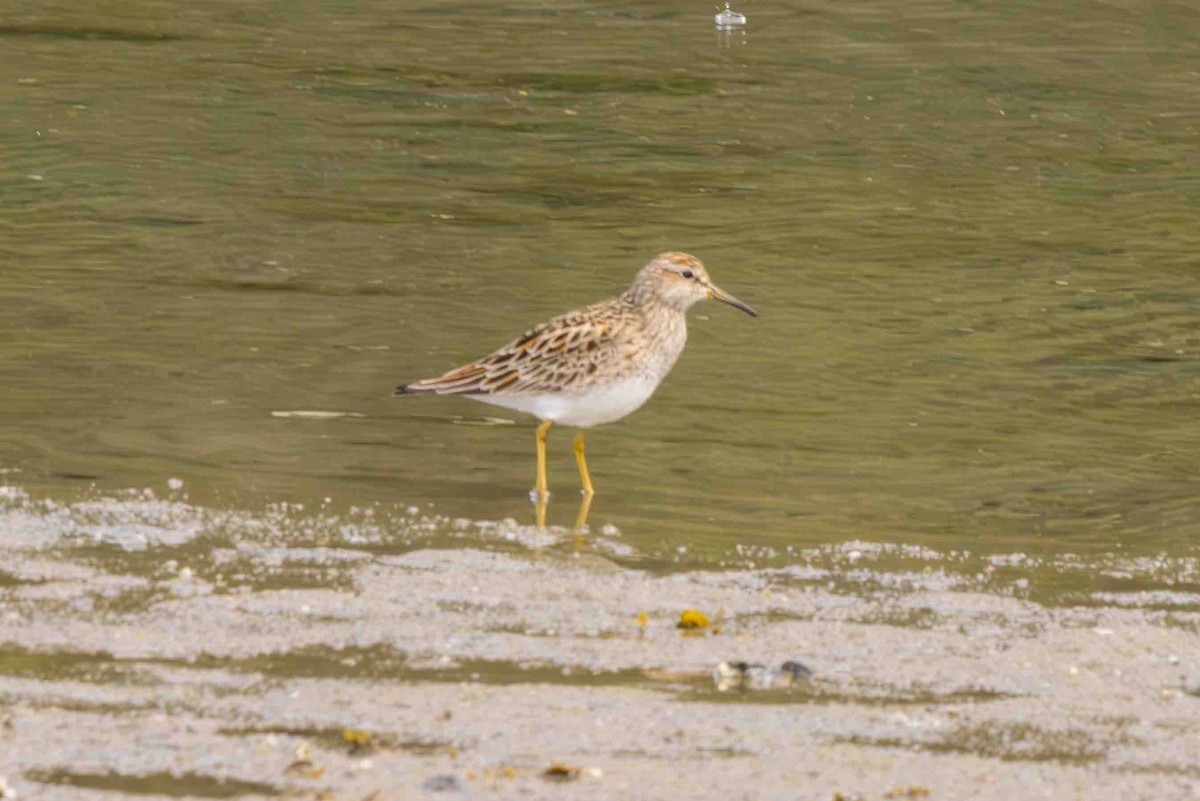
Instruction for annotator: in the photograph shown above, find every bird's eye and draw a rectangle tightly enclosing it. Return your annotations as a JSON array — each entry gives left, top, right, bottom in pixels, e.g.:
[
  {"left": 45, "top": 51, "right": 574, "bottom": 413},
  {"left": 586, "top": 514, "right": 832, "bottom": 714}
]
[{"left": 680, "top": 270, "right": 694, "bottom": 279}]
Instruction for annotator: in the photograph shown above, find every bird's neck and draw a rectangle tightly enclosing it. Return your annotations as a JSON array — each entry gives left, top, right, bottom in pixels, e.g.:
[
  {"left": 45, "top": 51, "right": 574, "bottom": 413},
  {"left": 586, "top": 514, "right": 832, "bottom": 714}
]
[
  {"left": 618, "top": 293, "right": 688, "bottom": 377},
  {"left": 621, "top": 287, "right": 689, "bottom": 319},
  {"left": 642, "top": 299, "right": 687, "bottom": 330}
]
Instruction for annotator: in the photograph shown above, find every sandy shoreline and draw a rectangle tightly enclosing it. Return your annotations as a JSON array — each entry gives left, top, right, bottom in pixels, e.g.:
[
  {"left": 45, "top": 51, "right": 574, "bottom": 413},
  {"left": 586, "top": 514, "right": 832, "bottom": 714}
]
[{"left": 1, "top": 488, "right": 1199, "bottom": 800}]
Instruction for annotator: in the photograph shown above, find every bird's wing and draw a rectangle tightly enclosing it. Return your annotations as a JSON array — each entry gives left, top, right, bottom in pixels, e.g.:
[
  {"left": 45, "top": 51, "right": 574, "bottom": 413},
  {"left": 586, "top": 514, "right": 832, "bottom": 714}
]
[{"left": 395, "top": 304, "right": 628, "bottom": 397}]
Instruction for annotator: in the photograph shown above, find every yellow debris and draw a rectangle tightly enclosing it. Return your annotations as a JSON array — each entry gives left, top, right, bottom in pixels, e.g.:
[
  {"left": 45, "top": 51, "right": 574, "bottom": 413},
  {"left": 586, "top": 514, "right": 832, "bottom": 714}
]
[
  {"left": 342, "top": 728, "right": 375, "bottom": 755},
  {"left": 343, "top": 729, "right": 373, "bottom": 746}
]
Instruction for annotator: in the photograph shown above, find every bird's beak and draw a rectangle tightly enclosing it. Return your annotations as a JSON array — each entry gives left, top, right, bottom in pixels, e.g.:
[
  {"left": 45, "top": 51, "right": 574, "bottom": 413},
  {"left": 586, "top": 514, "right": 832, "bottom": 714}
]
[{"left": 707, "top": 283, "right": 758, "bottom": 317}]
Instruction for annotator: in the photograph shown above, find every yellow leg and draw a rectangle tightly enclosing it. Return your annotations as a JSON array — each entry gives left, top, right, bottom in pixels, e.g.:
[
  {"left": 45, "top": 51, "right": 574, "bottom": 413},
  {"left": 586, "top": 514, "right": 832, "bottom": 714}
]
[
  {"left": 535, "top": 419, "right": 553, "bottom": 498},
  {"left": 573, "top": 430, "right": 595, "bottom": 496}
]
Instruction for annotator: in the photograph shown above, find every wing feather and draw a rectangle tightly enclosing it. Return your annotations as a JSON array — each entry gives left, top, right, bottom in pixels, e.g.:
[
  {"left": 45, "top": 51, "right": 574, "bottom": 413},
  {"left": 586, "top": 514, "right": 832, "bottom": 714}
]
[{"left": 394, "top": 302, "right": 629, "bottom": 397}]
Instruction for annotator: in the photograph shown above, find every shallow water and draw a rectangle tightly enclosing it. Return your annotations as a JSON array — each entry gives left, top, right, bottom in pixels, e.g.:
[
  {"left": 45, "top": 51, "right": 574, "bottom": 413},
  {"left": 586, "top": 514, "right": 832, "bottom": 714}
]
[{"left": 3, "top": 0, "right": 1200, "bottom": 568}]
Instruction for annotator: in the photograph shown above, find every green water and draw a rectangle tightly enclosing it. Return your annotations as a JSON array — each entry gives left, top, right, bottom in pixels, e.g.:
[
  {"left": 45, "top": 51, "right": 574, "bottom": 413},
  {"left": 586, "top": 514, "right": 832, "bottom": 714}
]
[{"left": 3, "top": 0, "right": 1199, "bottom": 561}]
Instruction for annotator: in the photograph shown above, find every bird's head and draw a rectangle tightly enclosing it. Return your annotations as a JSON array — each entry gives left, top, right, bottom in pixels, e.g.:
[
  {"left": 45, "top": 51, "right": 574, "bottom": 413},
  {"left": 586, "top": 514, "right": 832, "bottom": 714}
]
[{"left": 630, "top": 252, "right": 757, "bottom": 317}]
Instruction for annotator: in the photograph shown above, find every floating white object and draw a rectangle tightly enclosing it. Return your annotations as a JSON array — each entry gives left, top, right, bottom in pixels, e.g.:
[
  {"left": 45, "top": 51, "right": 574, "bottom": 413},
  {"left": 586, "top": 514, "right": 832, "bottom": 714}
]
[
  {"left": 714, "top": 2, "right": 746, "bottom": 28},
  {"left": 450, "top": 415, "right": 516, "bottom": 426},
  {"left": 271, "top": 410, "right": 365, "bottom": 419}
]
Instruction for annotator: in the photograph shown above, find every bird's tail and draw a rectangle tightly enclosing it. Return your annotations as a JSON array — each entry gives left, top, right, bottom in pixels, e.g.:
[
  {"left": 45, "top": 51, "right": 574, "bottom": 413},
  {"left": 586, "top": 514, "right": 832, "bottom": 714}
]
[{"left": 393, "top": 364, "right": 488, "bottom": 397}]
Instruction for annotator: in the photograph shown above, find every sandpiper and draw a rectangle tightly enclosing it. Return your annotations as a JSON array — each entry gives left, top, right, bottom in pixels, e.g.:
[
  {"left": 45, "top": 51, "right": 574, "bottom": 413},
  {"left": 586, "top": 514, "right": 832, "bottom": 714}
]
[{"left": 394, "top": 252, "right": 757, "bottom": 498}]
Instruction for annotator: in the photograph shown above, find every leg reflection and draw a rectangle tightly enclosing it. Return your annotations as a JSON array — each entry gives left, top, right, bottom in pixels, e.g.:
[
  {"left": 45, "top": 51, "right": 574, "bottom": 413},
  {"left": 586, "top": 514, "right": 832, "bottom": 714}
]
[
  {"left": 535, "top": 489, "right": 548, "bottom": 530},
  {"left": 571, "top": 492, "right": 593, "bottom": 551},
  {"left": 532, "top": 486, "right": 592, "bottom": 534},
  {"left": 574, "top": 491, "right": 593, "bottom": 532}
]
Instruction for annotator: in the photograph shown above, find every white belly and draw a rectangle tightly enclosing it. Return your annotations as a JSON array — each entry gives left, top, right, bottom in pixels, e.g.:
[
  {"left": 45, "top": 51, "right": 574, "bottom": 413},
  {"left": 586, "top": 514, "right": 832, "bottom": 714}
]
[{"left": 466, "top": 376, "right": 661, "bottom": 428}]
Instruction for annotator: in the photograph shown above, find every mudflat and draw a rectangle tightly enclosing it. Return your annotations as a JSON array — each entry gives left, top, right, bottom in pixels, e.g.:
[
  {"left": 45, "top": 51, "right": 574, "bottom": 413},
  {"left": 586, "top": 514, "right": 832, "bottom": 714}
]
[{"left": 1, "top": 488, "right": 1197, "bottom": 800}]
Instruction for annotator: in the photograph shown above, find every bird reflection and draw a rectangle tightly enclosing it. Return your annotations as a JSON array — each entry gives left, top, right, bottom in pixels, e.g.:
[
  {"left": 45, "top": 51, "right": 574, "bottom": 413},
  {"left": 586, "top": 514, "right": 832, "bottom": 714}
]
[{"left": 533, "top": 490, "right": 593, "bottom": 532}]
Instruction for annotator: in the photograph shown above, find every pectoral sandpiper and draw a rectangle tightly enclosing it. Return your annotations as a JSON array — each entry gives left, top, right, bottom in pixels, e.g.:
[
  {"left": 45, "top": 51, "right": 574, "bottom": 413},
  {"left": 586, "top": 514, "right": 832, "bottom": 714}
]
[{"left": 394, "top": 252, "right": 757, "bottom": 501}]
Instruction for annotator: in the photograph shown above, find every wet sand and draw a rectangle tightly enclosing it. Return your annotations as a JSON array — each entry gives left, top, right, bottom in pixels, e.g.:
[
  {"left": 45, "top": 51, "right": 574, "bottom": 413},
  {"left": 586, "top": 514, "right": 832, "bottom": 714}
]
[{"left": 1, "top": 487, "right": 1198, "bottom": 800}]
